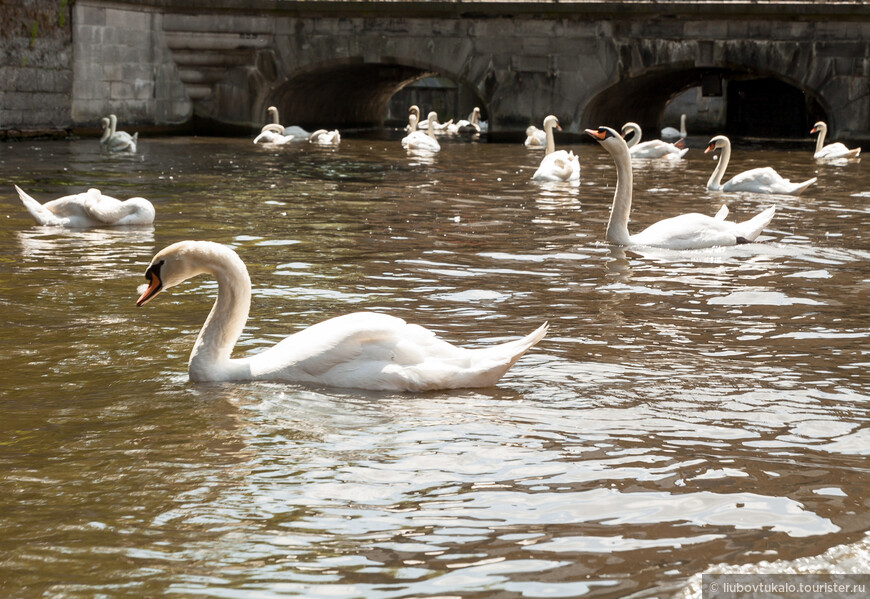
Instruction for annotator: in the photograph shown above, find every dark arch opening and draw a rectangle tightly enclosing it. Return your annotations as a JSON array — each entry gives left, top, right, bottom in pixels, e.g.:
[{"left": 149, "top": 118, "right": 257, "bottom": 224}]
[
  {"left": 584, "top": 67, "right": 826, "bottom": 140},
  {"left": 385, "top": 74, "right": 488, "bottom": 130}
]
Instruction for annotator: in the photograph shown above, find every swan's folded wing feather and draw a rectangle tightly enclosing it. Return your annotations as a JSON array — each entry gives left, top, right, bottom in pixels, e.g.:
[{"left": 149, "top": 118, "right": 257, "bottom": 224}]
[{"left": 632, "top": 213, "right": 737, "bottom": 249}]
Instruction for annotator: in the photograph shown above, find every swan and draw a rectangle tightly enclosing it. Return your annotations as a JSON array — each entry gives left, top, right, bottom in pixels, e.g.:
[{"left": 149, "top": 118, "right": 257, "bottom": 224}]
[
  {"left": 402, "top": 111, "right": 441, "bottom": 153},
  {"left": 621, "top": 122, "right": 688, "bottom": 160},
  {"left": 705, "top": 135, "right": 817, "bottom": 195},
  {"left": 253, "top": 129, "right": 297, "bottom": 145},
  {"left": 449, "top": 107, "right": 484, "bottom": 135},
  {"left": 586, "top": 127, "right": 776, "bottom": 249},
  {"left": 100, "top": 114, "right": 138, "bottom": 153},
  {"left": 531, "top": 115, "right": 580, "bottom": 182},
  {"left": 15, "top": 185, "right": 154, "bottom": 227},
  {"left": 262, "top": 106, "right": 310, "bottom": 139},
  {"left": 309, "top": 129, "right": 341, "bottom": 145},
  {"left": 811, "top": 121, "right": 861, "bottom": 161},
  {"left": 408, "top": 105, "right": 452, "bottom": 134},
  {"left": 524, "top": 125, "right": 546, "bottom": 148},
  {"left": 660, "top": 113, "right": 687, "bottom": 140},
  {"left": 136, "top": 241, "right": 548, "bottom": 391}
]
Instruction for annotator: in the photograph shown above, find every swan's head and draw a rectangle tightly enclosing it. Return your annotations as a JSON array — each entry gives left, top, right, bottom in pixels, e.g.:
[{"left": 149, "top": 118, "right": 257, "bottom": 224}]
[
  {"left": 136, "top": 241, "right": 220, "bottom": 306},
  {"left": 620, "top": 122, "right": 641, "bottom": 142},
  {"left": 408, "top": 105, "right": 420, "bottom": 118},
  {"left": 705, "top": 135, "right": 730, "bottom": 154},
  {"left": 427, "top": 111, "right": 438, "bottom": 122},
  {"left": 543, "top": 115, "right": 561, "bottom": 131},
  {"left": 811, "top": 121, "right": 827, "bottom": 135},
  {"left": 585, "top": 126, "right": 628, "bottom": 156},
  {"left": 525, "top": 125, "right": 536, "bottom": 136},
  {"left": 267, "top": 106, "right": 278, "bottom": 116},
  {"left": 100, "top": 117, "right": 110, "bottom": 131}
]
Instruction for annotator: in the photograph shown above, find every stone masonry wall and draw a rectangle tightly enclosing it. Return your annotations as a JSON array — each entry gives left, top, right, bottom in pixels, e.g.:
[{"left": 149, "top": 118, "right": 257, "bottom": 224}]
[{"left": 0, "top": 0, "right": 73, "bottom": 138}]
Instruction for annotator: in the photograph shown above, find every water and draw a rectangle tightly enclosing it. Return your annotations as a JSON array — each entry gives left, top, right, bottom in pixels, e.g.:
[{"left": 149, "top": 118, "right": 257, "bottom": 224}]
[{"left": 1, "top": 133, "right": 868, "bottom": 598}]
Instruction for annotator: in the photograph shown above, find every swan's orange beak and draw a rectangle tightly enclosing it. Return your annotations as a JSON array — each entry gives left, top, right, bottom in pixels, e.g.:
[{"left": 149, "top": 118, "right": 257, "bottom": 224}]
[
  {"left": 585, "top": 128, "right": 606, "bottom": 140},
  {"left": 810, "top": 126, "right": 819, "bottom": 134},
  {"left": 136, "top": 262, "right": 163, "bottom": 306},
  {"left": 704, "top": 142, "right": 716, "bottom": 153}
]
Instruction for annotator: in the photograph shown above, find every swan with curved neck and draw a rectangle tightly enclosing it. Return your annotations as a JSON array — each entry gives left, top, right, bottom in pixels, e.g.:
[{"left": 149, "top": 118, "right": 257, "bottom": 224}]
[
  {"left": 661, "top": 113, "right": 687, "bottom": 139},
  {"left": 705, "top": 135, "right": 817, "bottom": 195},
  {"left": 620, "top": 122, "right": 688, "bottom": 160},
  {"left": 811, "top": 121, "right": 861, "bottom": 161},
  {"left": 262, "top": 106, "right": 310, "bottom": 139},
  {"left": 531, "top": 115, "right": 580, "bottom": 181},
  {"left": 402, "top": 111, "right": 441, "bottom": 152},
  {"left": 309, "top": 128, "right": 341, "bottom": 145},
  {"left": 136, "top": 241, "right": 548, "bottom": 391},
  {"left": 586, "top": 126, "right": 775, "bottom": 249},
  {"left": 100, "top": 114, "right": 138, "bottom": 153},
  {"left": 15, "top": 185, "right": 154, "bottom": 227}
]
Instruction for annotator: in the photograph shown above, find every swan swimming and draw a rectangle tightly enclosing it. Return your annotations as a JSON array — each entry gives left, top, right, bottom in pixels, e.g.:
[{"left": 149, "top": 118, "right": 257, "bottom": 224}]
[
  {"left": 136, "top": 241, "right": 548, "bottom": 391},
  {"left": 531, "top": 115, "right": 580, "bottom": 182},
  {"left": 100, "top": 114, "right": 138, "bottom": 153},
  {"left": 524, "top": 125, "right": 546, "bottom": 148},
  {"left": 586, "top": 126, "right": 776, "bottom": 250},
  {"left": 660, "top": 113, "right": 687, "bottom": 140},
  {"left": 621, "top": 122, "right": 688, "bottom": 160},
  {"left": 15, "top": 185, "right": 154, "bottom": 227},
  {"left": 705, "top": 135, "right": 817, "bottom": 195},
  {"left": 262, "top": 106, "right": 310, "bottom": 139},
  {"left": 308, "top": 129, "right": 341, "bottom": 145},
  {"left": 810, "top": 121, "right": 861, "bottom": 161},
  {"left": 402, "top": 111, "right": 441, "bottom": 153}
]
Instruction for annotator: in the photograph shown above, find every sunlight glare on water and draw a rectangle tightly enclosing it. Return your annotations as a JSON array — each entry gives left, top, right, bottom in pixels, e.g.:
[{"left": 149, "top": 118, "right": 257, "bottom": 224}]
[{"left": 0, "top": 134, "right": 868, "bottom": 598}]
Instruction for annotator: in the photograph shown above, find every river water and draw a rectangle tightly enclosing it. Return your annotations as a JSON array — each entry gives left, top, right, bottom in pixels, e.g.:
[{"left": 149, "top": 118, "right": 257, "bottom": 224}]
[{"left": 1, "top": 133, "right": 868, "bottom": 598}]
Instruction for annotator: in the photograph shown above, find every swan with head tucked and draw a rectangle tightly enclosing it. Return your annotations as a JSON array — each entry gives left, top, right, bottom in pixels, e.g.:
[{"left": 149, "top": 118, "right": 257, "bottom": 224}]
[
  {"left": 586, "top": 127, "right": 775, "bottom": 249},
  {"left": 253, "top": 129, "right": 297, "bottom": 145},
  {"left": 100, "top": 114, "right": 138, "bottom": 153},
  {"left": 621, "top": 122, "right": 688, "bottom": 160},
  {"left": 136, "top": 241, "right": 548, "bottom": 391},
  {"left": 660, "top": 114, "right": 687, "bottom": 140},
  {"left": 705, "top": 135, "right": 817, "bottom": 195},
  {"left": 402, "top": 111, "right": 441, "bottom": 153},
  {"left": 309, "top": 129, "right": 341, "bottom": 145},
  {"left": 532, "top": 115, "right": 580, "bottom": 182},
  {"left": 810, "top": 121, "right": 861, "bottom": 161},
  {"left": 524, "top": 125, "right": 546, "bottom": 148},
  {"left": 15, "top": 185, "right": 154, "bottom": 227},
  {"left": 262, "top": 106, "right": 310, "bottom": 140}
]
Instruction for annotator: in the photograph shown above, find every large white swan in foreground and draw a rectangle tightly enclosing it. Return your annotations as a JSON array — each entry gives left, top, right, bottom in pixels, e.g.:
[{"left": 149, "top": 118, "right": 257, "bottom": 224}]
[
  {"left": 262, "top": 106, "right": 310, "bottom": 140},
  {"left": 621, "top": 122, "right": 688, "bottom": 160},
  {"left": 402, "top": 111, "right": 441, "bottom": 153},
  {"left": 586, "top": 127, "right": 775, "bottom": 249},
  {"left": 136, "top": 241, "right": 548, "bottom": 391},
  {"left": 661, "top": 113, "right": 687, "bottom": 140},
  {"left": 100, "top": 114, "right": 138, "bottom": 153},
  {"left": 810, "top": 121, "right": 861, "bottom": 161},
  {"left": 531, "top": 115, "right": 580, "bottom": 182},
  {"left": 15, "top": 185, "right": 154, "bottom": 227},
  {"left": 705, "top": 135, "right": 817, "bottom": 195}
]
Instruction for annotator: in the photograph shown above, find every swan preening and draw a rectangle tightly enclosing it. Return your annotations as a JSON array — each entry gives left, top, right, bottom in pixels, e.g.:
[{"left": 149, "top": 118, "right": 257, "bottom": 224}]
[
  {"left": 136, "top": 241, "right": 548, "bottom": 391},
  {"left": 705, "top": 135, "right": 817, "bottom": 195},
  {"left": 661, "top": 113, "right": 687, "bottom": 140},
  {"left": 308, "top": 129, "right": 341, "bottom": 145},
  {"left": 261, "top": 106, "right": 310, "bottom": 139},
  {"left": 15, "top": 185, "right": 154, "bottom": 227},
  {"left": 586, "top": 126, "right": 775, "bottom": 249},
  {"left": 100, "top": 114, "right": 138, "bottom": 153},
  {"left": 811, "top": 121, "right": 861, "bottom": 161},
  {"left": 524, "top": 125, "right": 546, "bottom": 148},
  {"left": 402, "top": 111, "right": 441, "bottom": 153},
  {"left": 531, "top": 115, "right": 580, "bottom": 181},
  {"left": 621, "top": 122, "right": 688, "bottom": 160}
]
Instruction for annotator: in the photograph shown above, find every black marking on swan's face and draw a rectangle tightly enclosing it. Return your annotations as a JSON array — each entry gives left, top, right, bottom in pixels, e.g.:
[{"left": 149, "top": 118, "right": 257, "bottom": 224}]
[
  {"left": 136, "top": 259, "right": 164, "bottom": 306},
  {"left": 585, "top": 127, "right": 619, "bottom": 142}
]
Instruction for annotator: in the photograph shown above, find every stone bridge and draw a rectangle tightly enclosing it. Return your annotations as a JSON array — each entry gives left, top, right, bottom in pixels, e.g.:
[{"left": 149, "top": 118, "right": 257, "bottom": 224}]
[{"left": 69, "top": 0, "right": 870, "bottom": 140}]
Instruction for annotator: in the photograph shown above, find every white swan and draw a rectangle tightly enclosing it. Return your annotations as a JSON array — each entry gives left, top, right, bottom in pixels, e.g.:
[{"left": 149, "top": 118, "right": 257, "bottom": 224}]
[
  {"left": 262, "top": 106, "right": 310, "bottom": 139},
  {"left": 100, "top": 114, "right": 138, "bottom": 153},
  {"left": 531, "top": 115, "right": 580, "bottom": 182},
  {"left": 408, "top": 105, "right": 452, "bottom": 134},
  {"left": 309, "top": 129, "right": 341, "bottom": 145},
  {"left": 621, "top": 122, "right": 688, "bottom": 160},
  {"left": 15, "top": 185, "right": 154, "bottom": 227},
  {"left": 586, "top": 127, "right": 776, "bottom": 249},
  {"left": 660, "top": 113, "right": 687, "bottom": 140},
  {"left": 449, "top": 107, "right": 483, "bottom": 135},
  {"left": 705, "top": 135, "right": 817, "bottom": 195},
  {"left": 136, "top": 241, "right": 548, "bottom": 391},
  {"left": 524, "top": 125, "right": 546, "bottom": 148},
  {"left": 402, "top": 111, "right": 441, "bottom": 153},
  {"left": 811, "top": 121, "right": 861, "bottom": 161},
  {"left": 253, "top": 129, "right": 297, "bottom": 145}
]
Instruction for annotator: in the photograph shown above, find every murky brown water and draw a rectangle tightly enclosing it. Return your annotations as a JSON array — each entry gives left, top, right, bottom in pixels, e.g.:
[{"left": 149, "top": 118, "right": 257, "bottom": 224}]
[{"left": 1, "top": 133, "right": 868, "bottom": 598}]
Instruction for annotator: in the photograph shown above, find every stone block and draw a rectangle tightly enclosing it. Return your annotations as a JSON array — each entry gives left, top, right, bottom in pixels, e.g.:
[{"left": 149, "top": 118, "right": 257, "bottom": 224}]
[{"left": 105, "top": 7, "right": 151, "bottom": 31}]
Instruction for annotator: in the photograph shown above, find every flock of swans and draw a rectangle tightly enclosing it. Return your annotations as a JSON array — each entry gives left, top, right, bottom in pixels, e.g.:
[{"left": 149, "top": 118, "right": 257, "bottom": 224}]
[{"left": 11, "top": 108, "right": 861, "bottom": 392}]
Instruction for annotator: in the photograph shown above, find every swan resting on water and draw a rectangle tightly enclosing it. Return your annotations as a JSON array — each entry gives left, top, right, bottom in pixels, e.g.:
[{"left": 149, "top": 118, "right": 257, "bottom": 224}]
[
  {"left": 15, "top": 185, "right": 154, "bottom": 227},
  {"left": 136, "top": 241, "right": 548, "bottom": 391},
  {"left": 705, "top": 135, "right": 817, "bottom": 195},
  {"left": 402, "top": 111, "right": 441, "bottom": 153},
  {"left": 100, "top": 114, "right": 138, "bottom": 153},
  {"left": 586, "top": 126, "right": 776, "bottom": 250},
  {"left": 620, "top": 122, "right": 688, "bottom": 160},
  {"left": 261, "top": 106, "right": 310, "bottom": 139},
  {"left": 308, "top": 129, "right": 341, "bottom": 145},
  {"left": 660, "top": 113, "right": 687, "bottom": 140},
  {"left": 531, "top": 115, "right": 580, "bottom": 182},
  {"left": 810, "top": 121, "right": 861, "bottom": 161}
]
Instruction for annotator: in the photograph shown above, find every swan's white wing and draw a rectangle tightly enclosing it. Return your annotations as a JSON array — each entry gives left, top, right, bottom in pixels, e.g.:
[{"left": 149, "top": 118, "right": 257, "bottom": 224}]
[
  {"left": 81, "top": 190, "right": 154, "bottom": 225},
  {"left": 815, "top": 142, "right": 860, "bottom": 160},
  {"left": 724, "top": 167, "right": 816, "bottom": 194},
  {"left": 631, "top": 213, "right": 739, "bottom": 249},
  {"left": 108, "top": 131, "right": 137, "bottom": 153},
  {"left": 402, "top": 131, "right": 440, "bottom": 152},
  {"left": 630, "top": 140, "right": 686, "bottom": 160},
  {"left": 532, "top": 150, "right": 580, "bottom": 181}
]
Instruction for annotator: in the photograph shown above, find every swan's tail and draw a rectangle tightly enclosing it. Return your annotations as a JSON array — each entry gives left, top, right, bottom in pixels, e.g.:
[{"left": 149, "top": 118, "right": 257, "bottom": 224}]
[
  {"left": 790, "top": 177, "right": 817, "bottom": 195},
  {"left": 456, "top": 322, "right": 549, "bottom": 388},
  {"left": 736, "top": 206, "right": 776, "bottom": 242},
  {"left": 15, "top": 185, "right": 62, "bottom": 226}
]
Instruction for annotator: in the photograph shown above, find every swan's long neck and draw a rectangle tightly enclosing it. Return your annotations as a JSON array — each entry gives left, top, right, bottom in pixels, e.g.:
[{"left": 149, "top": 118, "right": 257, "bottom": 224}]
[
  {"left": 605, "top": 141, "right": 633, "bottom": 245},
  {"left": 545, "top": 122, "right": 556, "bottom": 155},
  {"left": 814, "top": 125, "right": 826, "bottom": 153},
  {"left": 624, "top": 124, "right": 641, "bottom": 148},
  {"left": 270, "top": 107, "right": 280, "bottom": 125},
  {"left": 427, "top": 116, "right": 436, "bottom": 139},
  {"left": 100, "top": 120, "right": 111, "bottom": 144},
  {"left": 109, "top": 115, "right": 118, "bottom": 137},
  {"left": 707, "top": 141, "right": 731, "bottom": 190},
  {"left": 188, "top": 248, "right": 252, "bottom": 382},
  {"left": 679, "top": 114, "right": 687, "bottom": 137}
]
